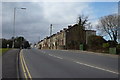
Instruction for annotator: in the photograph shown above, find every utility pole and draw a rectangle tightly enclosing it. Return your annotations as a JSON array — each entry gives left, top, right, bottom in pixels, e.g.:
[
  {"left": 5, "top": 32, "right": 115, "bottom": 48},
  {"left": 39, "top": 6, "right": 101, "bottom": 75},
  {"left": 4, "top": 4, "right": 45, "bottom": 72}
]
[
  {"left": 50, "top": 24, "right": 52, "bottom": 49},
  {"left": 38, "top": 36, "right": 40, "bottom": 43},
  {"left": 50, "top": 24, "right": 52, "bottom": 36},
  {"left": 39, "top": 36, "right": 40, "bottom": 41}
]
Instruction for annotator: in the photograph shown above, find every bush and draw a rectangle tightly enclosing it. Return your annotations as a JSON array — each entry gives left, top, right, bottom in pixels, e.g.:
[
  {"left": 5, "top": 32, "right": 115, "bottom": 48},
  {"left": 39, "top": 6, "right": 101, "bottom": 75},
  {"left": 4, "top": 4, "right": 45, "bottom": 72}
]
[
  {"left": 117, "top": 44, "right": 120, "bottom": 54},
  {"left": 103, "top": 43, "right": 110, "bottom": 48},
  {"left": 107, "top": 40, "right": 117, "bottom": 47},
  {"left": 88, "top": 35, "right": 106, "bottom": 49},
  {"left": 116, "top": 44, "right": 120, "bottom": 49}
]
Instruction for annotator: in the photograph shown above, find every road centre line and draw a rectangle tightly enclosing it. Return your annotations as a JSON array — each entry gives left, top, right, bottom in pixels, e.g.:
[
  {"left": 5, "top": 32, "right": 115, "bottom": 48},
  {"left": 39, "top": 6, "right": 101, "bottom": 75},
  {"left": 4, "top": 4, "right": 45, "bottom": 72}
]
[
  {"left": 20, "top": 50, "right": 32, "bottom": 80},
  {"left": 20, "top": 50, "right": 28, "bottom": 79},
  {"left": 74, "top": 61, "right": 119, "bottom": 74},
  {"left": 22, "top": 52, "right": 32, "bottom": 79}
]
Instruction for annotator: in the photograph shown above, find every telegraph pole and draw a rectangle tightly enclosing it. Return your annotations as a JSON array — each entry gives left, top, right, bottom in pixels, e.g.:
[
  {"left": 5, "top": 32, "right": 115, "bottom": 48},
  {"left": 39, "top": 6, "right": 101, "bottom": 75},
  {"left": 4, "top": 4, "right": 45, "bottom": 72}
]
[
  {"left": 38, "top": 36, "right": 40, "bottom": 43},
  {"left": 50, "top": 24, "right": 52, "bottom": 36},
  {"left": 50, "top": 24, "right": 52, "bottom": 49}
]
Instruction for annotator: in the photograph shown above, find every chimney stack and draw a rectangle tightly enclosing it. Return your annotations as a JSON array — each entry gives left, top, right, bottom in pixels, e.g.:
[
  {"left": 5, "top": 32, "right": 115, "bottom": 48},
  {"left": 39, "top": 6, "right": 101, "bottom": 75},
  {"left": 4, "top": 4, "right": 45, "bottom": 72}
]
[{"left": 68, "top": 25, "right": 72, "bottom": 28}]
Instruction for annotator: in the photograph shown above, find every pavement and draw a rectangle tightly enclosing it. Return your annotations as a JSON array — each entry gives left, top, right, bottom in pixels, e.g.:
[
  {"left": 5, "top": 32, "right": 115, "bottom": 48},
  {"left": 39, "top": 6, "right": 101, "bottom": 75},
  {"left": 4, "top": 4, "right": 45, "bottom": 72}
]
[
  {"left": 20, "top": 48, "right": 119, "bottom": 79},
  {"left": 2, "top": 49, "right": 20, "bottom": 79},
  {"left": 0, "top": 56, "right": 2, "bottom": 80},
  {"left": 65, "top": 50, "right": 118, "bottom": 58}
]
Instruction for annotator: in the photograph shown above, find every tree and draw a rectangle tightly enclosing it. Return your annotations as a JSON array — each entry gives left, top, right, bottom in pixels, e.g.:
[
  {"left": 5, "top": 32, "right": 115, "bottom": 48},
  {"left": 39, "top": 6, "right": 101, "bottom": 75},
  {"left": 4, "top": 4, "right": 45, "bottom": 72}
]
[
  {"left": 24, "top": 41, "right": 30, "bottom": 49},
  {"left": 77, "top": 14, "right": 92, "bottom": 45},
  {"left": 7, "top": 39, "right": 13, "bottom": 48},
  {"left": 2, "top": 39, "right": 7, "bottom": 48},
  {"left": 1, "top": 36, "right": 30, "bottom": 48},
  {"left": 14, "top": 37, "right": 25, "bottom": 48},
  {"left": 77, "top": 14, "right": 92, "bottom": 30},
  {"left": 97, "top": 14, "right": 119, "bottom": 43}
]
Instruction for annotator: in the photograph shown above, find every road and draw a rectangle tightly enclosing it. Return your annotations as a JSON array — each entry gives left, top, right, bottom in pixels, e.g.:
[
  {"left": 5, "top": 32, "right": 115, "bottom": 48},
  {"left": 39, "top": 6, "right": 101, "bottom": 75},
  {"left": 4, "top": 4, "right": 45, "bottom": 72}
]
[{"left": 20, "top": 48, "right": 118, "bottom": 78}]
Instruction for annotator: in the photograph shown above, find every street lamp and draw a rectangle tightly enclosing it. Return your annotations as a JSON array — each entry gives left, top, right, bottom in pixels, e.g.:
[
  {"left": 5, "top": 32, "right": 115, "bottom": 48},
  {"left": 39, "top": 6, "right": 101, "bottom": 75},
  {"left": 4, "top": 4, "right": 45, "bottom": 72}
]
[{"left": 12, "top": 7, "right": 26, "bottom": 48}]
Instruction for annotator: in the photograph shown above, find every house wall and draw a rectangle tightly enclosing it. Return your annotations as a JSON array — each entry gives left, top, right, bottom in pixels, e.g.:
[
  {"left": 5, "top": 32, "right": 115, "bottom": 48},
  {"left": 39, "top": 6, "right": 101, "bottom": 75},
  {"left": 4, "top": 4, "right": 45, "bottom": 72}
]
[
  {"left": 38, "top": 24, "right": 96, "bottom": 50},
  {"left": 56, "top": 31, "right": 66, "bottom": 49},
  {"left": 66, "top": 24, "right": 86, "bottom": 50},
  {"left": 86, "top": 30, "right": 96, "bottom": 44}
]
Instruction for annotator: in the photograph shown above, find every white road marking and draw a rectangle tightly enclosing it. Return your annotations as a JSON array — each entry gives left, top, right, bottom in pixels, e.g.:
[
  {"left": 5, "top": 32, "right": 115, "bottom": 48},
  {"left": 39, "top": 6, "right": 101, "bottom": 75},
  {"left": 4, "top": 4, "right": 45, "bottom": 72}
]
[
  {"left": 49, "top": 54, "right": 53, "bottom": 56},
  {"left": 56, "top": 56, "right": 63, "bottom": 59},
  {"left": 41, "top": 51, "right": 45, "bottom": 53},
  {"left": 48, "top": 54, "right": 63, "bottom": 59},
  {"left": 74, "top": 61, "right": 119, "bottom": 74},
  {"left": 41, "top": 50, "right": 118, "bottom": 74}
]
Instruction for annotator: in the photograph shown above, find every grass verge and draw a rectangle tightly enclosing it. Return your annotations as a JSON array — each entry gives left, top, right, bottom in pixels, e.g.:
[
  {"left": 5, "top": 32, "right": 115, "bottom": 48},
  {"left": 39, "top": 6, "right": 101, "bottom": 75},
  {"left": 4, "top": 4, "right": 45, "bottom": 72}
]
[{"left": 0, "top": 48, "right": 10, "bottom": 56}]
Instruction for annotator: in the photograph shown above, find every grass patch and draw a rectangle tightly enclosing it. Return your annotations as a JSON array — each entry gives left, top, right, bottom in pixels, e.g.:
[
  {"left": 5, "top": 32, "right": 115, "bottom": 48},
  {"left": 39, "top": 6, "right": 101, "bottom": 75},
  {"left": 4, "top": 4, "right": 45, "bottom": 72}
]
[{"left": 0, "top": 48, "right": 10, "bottom": 56}]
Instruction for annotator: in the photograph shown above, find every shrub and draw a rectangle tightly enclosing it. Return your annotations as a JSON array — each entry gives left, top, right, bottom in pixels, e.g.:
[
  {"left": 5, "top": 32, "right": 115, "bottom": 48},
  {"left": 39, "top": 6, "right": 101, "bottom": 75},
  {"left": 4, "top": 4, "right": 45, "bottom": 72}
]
[
  {"left": 88, "top": 35, "right": 106, "bottom": 49},
  {"left": 116, "top": 44, "right": 120, "bottom": 54},
  {"left": 107, "top": 40, "right": 117, "bottom": 47},
  {"left": 103, "top": 43, "right": 110, "bottom": 48},
  {"left": 116, "top": 44, "right": 120, "bottom": 49}
]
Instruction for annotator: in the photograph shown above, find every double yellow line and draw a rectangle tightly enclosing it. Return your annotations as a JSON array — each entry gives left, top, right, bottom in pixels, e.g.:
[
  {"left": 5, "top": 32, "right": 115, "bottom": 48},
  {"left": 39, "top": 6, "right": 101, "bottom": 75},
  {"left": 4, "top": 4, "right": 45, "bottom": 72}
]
[{"left": 20, "top": 50, "right": 32, "bottom": 80}]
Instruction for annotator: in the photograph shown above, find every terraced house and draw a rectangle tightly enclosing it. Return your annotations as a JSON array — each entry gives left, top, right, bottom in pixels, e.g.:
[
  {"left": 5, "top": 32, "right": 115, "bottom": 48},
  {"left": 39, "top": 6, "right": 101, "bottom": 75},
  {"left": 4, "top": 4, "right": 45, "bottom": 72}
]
[{"left": 38, "top": 24, "right": 96, "bottom": 50}]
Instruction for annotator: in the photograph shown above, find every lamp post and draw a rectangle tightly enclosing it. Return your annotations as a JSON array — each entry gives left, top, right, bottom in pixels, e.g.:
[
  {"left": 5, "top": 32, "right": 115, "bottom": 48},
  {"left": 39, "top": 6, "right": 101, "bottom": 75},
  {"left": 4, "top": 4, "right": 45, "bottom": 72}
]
[{"left": 12, "top": 7, "right": 26, "bottom": 48}]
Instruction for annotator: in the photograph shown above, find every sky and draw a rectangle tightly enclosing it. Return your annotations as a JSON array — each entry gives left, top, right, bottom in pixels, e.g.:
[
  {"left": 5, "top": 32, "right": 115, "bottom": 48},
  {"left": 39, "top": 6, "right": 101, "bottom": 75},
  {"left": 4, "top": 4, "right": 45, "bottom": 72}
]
[{"left": 1, "top": 1, "right": 118, "bottom": 43}]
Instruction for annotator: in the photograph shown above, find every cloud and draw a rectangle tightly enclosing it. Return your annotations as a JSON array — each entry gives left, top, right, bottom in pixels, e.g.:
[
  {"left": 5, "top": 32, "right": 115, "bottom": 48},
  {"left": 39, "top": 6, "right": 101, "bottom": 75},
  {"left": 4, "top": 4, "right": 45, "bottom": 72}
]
[
  {"left": 2, "top": 2, "right": 49, "bottom": 42},
  {"left": 41, "top": 2, "right": 95, "bottom": 34},
  {"left": 2, "top": 0, "right": 120, "bottom": 2},
  {"left": 0, "top": 3, "right": 2, "bottom": 38},
  {"left": 42, "top": 2, "right": 91, "bottom": 23},
  {"left": 2, "top": 2, "right": 95, "bottom": 43},
  {"left": 2, "top": 2, "right": 117, "bottom": 43}
]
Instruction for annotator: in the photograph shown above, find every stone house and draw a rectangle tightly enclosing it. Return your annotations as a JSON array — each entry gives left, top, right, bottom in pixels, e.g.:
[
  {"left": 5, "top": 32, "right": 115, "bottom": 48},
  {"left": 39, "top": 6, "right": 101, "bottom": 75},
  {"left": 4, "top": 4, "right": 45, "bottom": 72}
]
[
  {"left": 65, "top": 24, "right": 86, "bottom": 49},
  {"left": 85, "top": 30, "right": 96, "bottom": 44},
  {"left": 38, "top": 24, "right": 96, "bottom": 50}
]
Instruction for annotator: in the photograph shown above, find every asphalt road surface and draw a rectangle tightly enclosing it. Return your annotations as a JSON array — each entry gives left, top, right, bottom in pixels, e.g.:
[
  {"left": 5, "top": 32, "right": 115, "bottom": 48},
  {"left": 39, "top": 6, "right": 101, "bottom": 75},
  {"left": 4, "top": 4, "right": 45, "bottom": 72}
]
[{"left": 20, "top": 48, "right": 118, "bottom": 78}]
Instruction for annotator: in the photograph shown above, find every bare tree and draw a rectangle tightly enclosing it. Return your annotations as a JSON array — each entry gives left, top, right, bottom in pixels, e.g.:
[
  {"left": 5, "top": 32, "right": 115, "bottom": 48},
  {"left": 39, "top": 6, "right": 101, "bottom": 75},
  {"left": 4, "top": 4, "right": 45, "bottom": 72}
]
[
  {"left": 77, "top": 14, "right": 92, "bottom": 30},
  {"left": 97, "top": 14, "right": 119, "bottom": 43}
]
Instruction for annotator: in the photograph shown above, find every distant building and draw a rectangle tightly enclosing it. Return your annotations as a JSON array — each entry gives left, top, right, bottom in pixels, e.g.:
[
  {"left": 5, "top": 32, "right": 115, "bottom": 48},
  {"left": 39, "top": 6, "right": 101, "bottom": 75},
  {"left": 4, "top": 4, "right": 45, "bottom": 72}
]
[{"left": 38, "top": 24, "right": 96, "bottom": 50}]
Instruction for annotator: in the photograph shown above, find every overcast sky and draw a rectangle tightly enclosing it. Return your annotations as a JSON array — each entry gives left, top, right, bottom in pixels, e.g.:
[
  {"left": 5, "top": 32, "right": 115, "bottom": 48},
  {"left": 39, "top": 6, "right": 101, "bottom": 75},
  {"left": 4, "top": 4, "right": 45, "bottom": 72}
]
[{"left": 1, "top": 1, "right": 118, "bottom": 43}]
